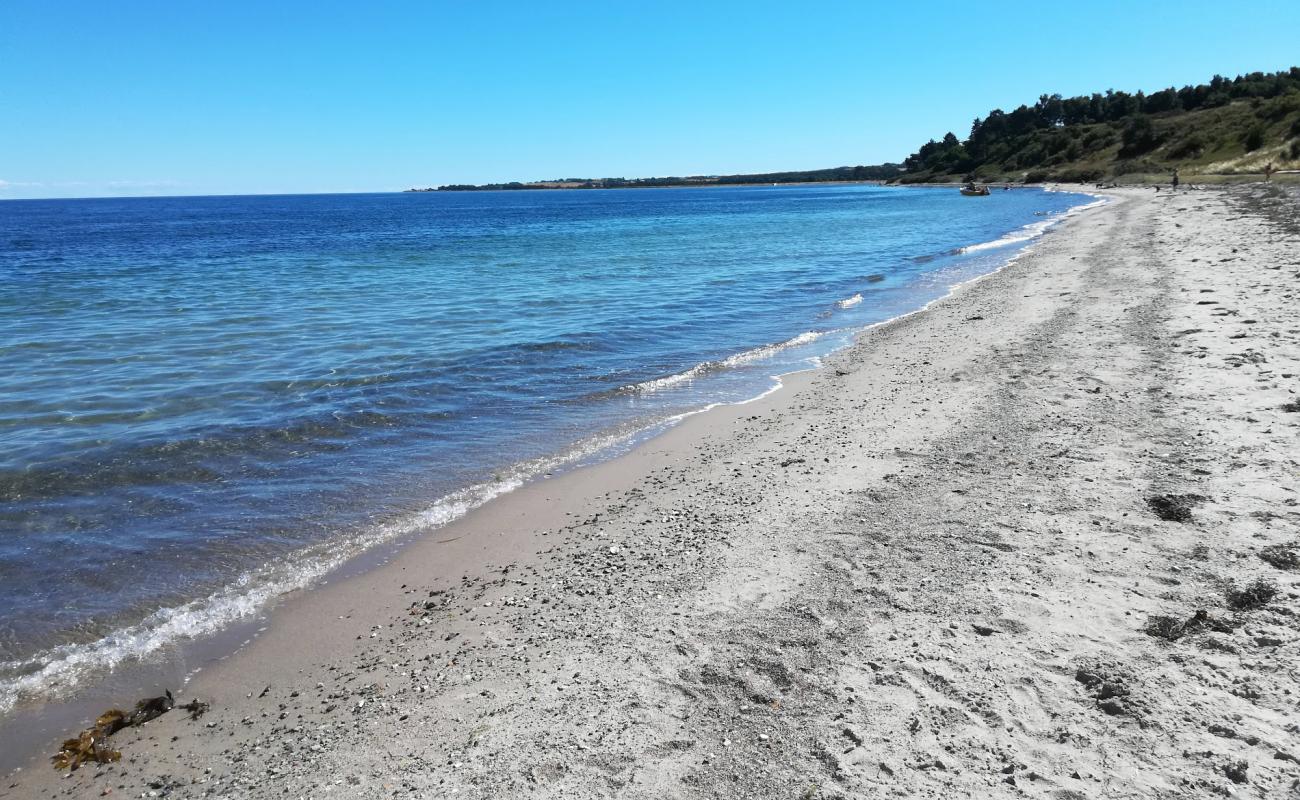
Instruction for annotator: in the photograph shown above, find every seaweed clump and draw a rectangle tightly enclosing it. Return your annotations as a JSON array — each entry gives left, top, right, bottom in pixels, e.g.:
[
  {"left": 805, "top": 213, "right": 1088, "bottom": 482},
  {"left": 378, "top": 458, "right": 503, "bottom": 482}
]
[
  {"left": 1226, "top": 578, "right": 1278, "bottom": 611},
  {"left": 52, "top": 691, "right": 178, "bottom": 771},
  {"left": 51, "top": 712, "right": 124, "bottom": 771},
  {"left": 1146, "top": 493, "right": 1204, "bottom": 522},
  {"left": 1144, "top": 609, "right": 1234, "bottom": 641},
  {"left": 1258, "top": 543, "right": 1299, "bottom": 570}
]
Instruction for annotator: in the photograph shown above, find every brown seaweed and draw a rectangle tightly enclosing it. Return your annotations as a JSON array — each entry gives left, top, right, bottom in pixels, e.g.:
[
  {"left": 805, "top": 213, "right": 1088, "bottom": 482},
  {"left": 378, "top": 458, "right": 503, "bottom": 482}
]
[
  {"left": 52, "top": 690, "right": 178, "bottom": 771},
  {"left": 52, "top": 733, "right": 117, "bottom": 771},
  {"left": 178, "top": 698, "right": 209, "bottom": 720}
]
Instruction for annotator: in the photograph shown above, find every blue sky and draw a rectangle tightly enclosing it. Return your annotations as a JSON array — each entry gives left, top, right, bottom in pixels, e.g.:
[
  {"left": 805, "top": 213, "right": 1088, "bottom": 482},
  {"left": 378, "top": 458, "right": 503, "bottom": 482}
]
[{"left": 2, "top": 1, "right": 1298, "bottom": 198}]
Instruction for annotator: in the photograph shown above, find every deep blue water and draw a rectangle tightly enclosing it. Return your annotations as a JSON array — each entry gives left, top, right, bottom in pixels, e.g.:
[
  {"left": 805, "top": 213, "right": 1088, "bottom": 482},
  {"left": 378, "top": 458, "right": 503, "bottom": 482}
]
[{"left": 0, "top": 184, "right": 1091, "bottom": 713}]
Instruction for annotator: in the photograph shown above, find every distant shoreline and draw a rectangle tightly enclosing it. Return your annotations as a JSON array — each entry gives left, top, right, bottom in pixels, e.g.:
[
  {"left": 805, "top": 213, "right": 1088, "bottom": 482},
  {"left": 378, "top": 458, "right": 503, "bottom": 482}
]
[
  {"left": 406, "top": 163, "right": 905, "bottom": 192},
  {"left": 406, "top": 179, "right": 896, "bottom": 192},
  {"left": 407, "top": 174, "right": 1300, "bottom": 193},
  {"left": 405, "top": 179, "right": 1037, "bottom": 193}
]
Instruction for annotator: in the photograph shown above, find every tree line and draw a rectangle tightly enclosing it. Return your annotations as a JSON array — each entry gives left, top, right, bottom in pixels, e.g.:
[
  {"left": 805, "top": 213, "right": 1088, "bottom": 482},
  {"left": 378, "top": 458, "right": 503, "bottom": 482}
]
[{"left": 902, "top": 68, "right": 1300, "bottom": 179}]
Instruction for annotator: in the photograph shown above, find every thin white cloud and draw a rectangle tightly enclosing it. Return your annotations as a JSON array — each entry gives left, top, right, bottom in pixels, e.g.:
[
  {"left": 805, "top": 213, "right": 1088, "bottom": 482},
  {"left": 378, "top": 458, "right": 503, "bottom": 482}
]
[
  {"left": 0, "top": 179, "right": 185, "bottom": 197},
  {"left": 105, "top": 180, "right": 182, "bottom": 189}
]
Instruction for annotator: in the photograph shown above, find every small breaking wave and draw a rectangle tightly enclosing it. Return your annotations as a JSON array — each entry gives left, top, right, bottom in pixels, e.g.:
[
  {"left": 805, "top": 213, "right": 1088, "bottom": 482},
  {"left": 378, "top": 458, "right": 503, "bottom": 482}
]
[
  {"left": 625, "top": 331, "right": 827, "bottom": 395},
  {"left": 958, "top": 217, "right": 1056, "bottom": 254},
  {"left": 0, "top": 423, "right": 651, "bottom": 717},
  {"left": 958, "top": 196, "right": 1108, "bottom": 255},
  {"left": 837, "top": 293, "right": 863, "bottom": 308}
]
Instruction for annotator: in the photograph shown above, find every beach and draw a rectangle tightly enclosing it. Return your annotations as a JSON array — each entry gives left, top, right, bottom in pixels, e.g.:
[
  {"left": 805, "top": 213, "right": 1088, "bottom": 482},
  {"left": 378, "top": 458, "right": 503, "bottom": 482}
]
[{"left": 8, "top": 183, "right": 1300, "bottom": 798}]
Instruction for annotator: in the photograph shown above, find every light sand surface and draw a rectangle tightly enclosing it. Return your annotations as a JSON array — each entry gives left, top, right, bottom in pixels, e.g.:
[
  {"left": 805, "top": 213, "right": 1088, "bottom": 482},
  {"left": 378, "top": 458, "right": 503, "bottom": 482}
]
[{"left": 6, "top": 184, "right": 1300, "bottom": 799}]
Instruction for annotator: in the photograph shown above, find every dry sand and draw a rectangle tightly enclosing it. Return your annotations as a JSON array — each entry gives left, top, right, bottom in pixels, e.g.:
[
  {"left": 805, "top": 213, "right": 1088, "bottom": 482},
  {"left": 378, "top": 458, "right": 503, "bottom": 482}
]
[{"left": 6, "top": 184, "right": 1300, "bottom": 799}]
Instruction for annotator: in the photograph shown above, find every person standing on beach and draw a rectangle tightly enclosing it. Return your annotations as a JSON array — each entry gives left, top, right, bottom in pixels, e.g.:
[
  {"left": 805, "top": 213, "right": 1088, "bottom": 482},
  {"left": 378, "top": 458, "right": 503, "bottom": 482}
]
[
  {"left": 1171, "top": 168, "right": 1180, "bottom": 192},
  {"left": 1264, "top": 161, "right": 1274, "bottom": 181}
]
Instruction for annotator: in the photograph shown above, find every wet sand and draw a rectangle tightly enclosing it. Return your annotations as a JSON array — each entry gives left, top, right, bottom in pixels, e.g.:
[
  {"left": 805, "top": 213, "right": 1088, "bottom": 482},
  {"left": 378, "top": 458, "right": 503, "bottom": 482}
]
[{"left": 7, "top": 184, "right": 1300, "bottom": 799}]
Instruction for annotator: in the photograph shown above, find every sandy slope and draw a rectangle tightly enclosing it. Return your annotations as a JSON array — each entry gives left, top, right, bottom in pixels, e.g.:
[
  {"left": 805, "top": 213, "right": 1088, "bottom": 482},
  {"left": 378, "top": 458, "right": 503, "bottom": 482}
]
[{"left": 6, "top": 185, "right": 1300, "bottom": 800}]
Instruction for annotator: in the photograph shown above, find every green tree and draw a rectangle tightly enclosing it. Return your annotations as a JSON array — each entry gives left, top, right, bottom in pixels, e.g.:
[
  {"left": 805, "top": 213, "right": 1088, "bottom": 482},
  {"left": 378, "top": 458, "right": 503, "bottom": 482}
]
[
  {"left": 1243, "top": 124, "right": 1266, "bottom": 151},
  {"left": 1119, "top": 115, "right": 1161, "bottom": 157}
]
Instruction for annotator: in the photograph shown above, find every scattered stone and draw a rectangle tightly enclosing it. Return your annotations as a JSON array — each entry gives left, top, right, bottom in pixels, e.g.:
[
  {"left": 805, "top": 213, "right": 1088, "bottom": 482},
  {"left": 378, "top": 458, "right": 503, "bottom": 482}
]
[{"left": 1076, "top": 666, "right": 1136, "bottom": 716}]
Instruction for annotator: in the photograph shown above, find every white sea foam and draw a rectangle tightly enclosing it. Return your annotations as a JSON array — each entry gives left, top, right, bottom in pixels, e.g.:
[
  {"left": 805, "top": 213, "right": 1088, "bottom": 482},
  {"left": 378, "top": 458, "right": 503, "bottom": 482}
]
[
  {"left": 837, "top": 293, "right": 863, "bottom": 308},
  {"left": 957, "top": 196, "right": 1107, "bottom": 255},
  {"left": 721, "top": 330, "right": 823, "bottom": 367},
  {"left": 0, "top": 324, "right": 836, "bottom": 715},
  {"left": 0, "top": 424, "right": 650, "bottom": 717},
  {"left": 627, "top": 330, "right": 827, "bottom": 395}
]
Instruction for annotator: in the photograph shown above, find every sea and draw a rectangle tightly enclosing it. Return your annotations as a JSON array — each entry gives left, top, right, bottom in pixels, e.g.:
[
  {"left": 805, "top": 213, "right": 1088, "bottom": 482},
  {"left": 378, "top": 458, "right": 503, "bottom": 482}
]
[{"left": 0, "top": 183, "right": 1096, "bottom": 724}]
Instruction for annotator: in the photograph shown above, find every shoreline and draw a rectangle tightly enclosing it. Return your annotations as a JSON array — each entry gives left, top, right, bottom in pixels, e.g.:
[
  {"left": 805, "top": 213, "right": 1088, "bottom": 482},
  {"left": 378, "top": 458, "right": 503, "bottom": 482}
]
[
  {"left": 0, "top": 187, "right": 1108, "bottom": 774},
  {"left": 0, "top": 186, "right": 1098, "bottom": 764},
  {"left": 8, "top": 184, "right": 1300, "bottom": 797}
]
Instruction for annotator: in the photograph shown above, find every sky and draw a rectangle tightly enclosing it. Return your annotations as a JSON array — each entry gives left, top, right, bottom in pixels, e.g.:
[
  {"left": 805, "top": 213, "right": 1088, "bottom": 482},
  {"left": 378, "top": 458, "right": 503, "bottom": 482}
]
[{"left": 2, "top": 1, "right": 1299, "bottom": 198}]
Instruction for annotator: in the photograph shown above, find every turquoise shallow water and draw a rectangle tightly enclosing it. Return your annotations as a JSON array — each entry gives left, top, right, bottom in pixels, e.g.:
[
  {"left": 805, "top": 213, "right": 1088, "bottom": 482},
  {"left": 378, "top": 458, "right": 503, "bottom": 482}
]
[{"left": 0, "top": 184, "right": 1093, "bottom": 714}]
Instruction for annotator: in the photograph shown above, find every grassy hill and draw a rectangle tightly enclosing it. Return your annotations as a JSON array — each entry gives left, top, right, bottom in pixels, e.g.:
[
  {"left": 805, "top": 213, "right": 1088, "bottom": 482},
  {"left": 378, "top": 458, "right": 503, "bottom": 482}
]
[{"left": 897, "top": 69, "right": 1300, "bottom": 184}]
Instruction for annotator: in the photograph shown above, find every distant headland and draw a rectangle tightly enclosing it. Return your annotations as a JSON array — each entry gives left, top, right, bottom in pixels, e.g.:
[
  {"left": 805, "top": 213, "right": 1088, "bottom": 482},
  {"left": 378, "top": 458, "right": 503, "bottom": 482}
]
[{"left": 406, "top": 164, "right": 904, "bottom": 192}]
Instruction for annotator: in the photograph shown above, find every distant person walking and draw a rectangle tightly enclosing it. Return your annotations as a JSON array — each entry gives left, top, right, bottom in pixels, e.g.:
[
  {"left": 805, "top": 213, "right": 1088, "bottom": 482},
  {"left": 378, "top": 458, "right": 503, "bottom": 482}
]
[
  {"left": 1264, "top": 161, "right": 1274, "bottom": 181},
  {"left": 1171, "top": 168, "right": 1180, "bottom": 192}
]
